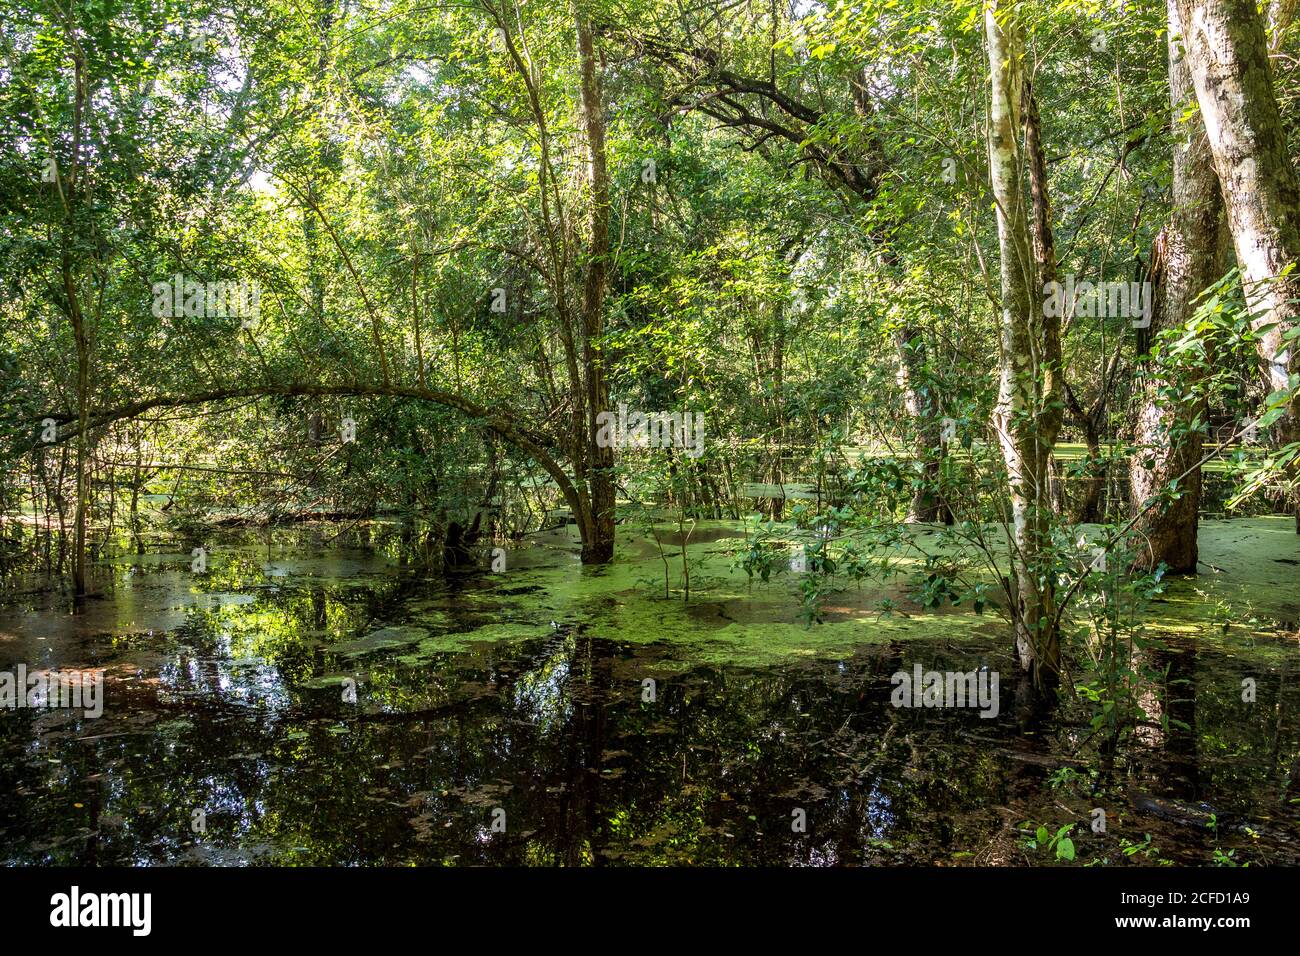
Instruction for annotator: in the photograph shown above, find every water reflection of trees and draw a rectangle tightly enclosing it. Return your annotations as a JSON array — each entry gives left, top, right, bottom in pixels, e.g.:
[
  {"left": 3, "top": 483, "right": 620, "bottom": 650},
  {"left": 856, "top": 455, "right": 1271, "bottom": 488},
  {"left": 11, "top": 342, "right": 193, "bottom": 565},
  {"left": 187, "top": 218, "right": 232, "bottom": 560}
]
[
  {"left": 2, "top": 627, "right": 1037, "bottom": 864},
  {"left": 4, "top": 574, "right": 1300, "bottom": 865}
]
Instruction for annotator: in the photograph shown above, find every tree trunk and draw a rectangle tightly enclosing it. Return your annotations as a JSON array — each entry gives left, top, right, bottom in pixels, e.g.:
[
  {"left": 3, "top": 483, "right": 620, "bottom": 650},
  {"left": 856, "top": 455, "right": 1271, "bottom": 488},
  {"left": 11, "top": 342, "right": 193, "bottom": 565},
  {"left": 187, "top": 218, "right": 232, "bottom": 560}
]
[
  {"left": 62, "top": 49, "right": 90, "bottom": 601},
  {"left": 895, "top": 327, "right": 951, "bottom": 523},
  {"left": 71, "top": 308, "right": 89, "bottom": 599},
  {"left": 130, "top": 431, "right": 144, "bottom": 555},
  {"left": 1131, "top": 0, "right": 1227, "bottom": 572},
  {"left": 1176, "top": 0, "right": 1300, "bottom": 528},
  {"left": 985, "top": 2, "right": 1064, "bottom": 685},
  {"left": 575, "top": 6, "right": 615, "bottom": 564},
  {"left": 1075, "top": 421, "right": 1106, "bottom": 524}
]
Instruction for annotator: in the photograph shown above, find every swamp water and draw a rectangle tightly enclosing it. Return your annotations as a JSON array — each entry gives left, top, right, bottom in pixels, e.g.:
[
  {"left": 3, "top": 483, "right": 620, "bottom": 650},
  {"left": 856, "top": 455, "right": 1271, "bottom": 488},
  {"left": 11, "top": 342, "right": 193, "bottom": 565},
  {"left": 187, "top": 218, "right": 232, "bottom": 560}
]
[{"left": 1, "top": 518, "right": 1298, "bottom": 866}]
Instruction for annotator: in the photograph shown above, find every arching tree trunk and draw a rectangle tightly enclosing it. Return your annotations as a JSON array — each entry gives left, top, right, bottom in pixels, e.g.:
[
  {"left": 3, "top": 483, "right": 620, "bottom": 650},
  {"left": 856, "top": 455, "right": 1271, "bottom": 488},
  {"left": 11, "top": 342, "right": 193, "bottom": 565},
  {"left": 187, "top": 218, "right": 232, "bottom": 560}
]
[{"left": 43, "top": 381, "right": 607, "bottom": 562}]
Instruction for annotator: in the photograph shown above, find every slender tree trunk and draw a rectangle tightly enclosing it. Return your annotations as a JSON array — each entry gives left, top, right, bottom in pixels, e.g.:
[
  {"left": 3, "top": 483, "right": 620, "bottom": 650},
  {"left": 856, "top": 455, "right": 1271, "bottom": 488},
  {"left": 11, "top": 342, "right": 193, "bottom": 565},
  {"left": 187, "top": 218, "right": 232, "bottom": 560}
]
[
  {"left": 770, "top": 302, "right": 787, "bottom": 521},
  {"left": 1075, "top": 419, "right": 1106, "bottom": 524},
  {"left": 985, "top": 2, "right": 1064, "bottom": 685},
  {"left": 575, "top": 6, "right": 615, "bottom": 563},
  {"left": 896, "top": 327, "right": 951, "bottom": 522},
  {"left": 1268, "top": 0, "right": 1297, "bottom": 49},
  {"left": 1024, "top": 73, "right": 1090, "bottom": 534},
  {"left": 61, "top": 48, "right": 90, "bottom": 601},
  {"left": 1176, "top": 0, "right": 1300, "bottom": 529},
  {"left": 71, "top": 309, "right": 89, "bottom": 598},
  {"left": 1131, "top": 0, "right": 1227, "bottom": 572}
]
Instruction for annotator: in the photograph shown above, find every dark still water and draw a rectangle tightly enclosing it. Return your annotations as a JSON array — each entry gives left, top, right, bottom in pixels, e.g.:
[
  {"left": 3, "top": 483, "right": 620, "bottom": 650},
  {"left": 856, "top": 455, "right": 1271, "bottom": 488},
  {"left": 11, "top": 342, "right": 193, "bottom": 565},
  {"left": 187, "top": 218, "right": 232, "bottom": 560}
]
[{"left": 1, "top": 521, "right": 1298, "bottom": 866}]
